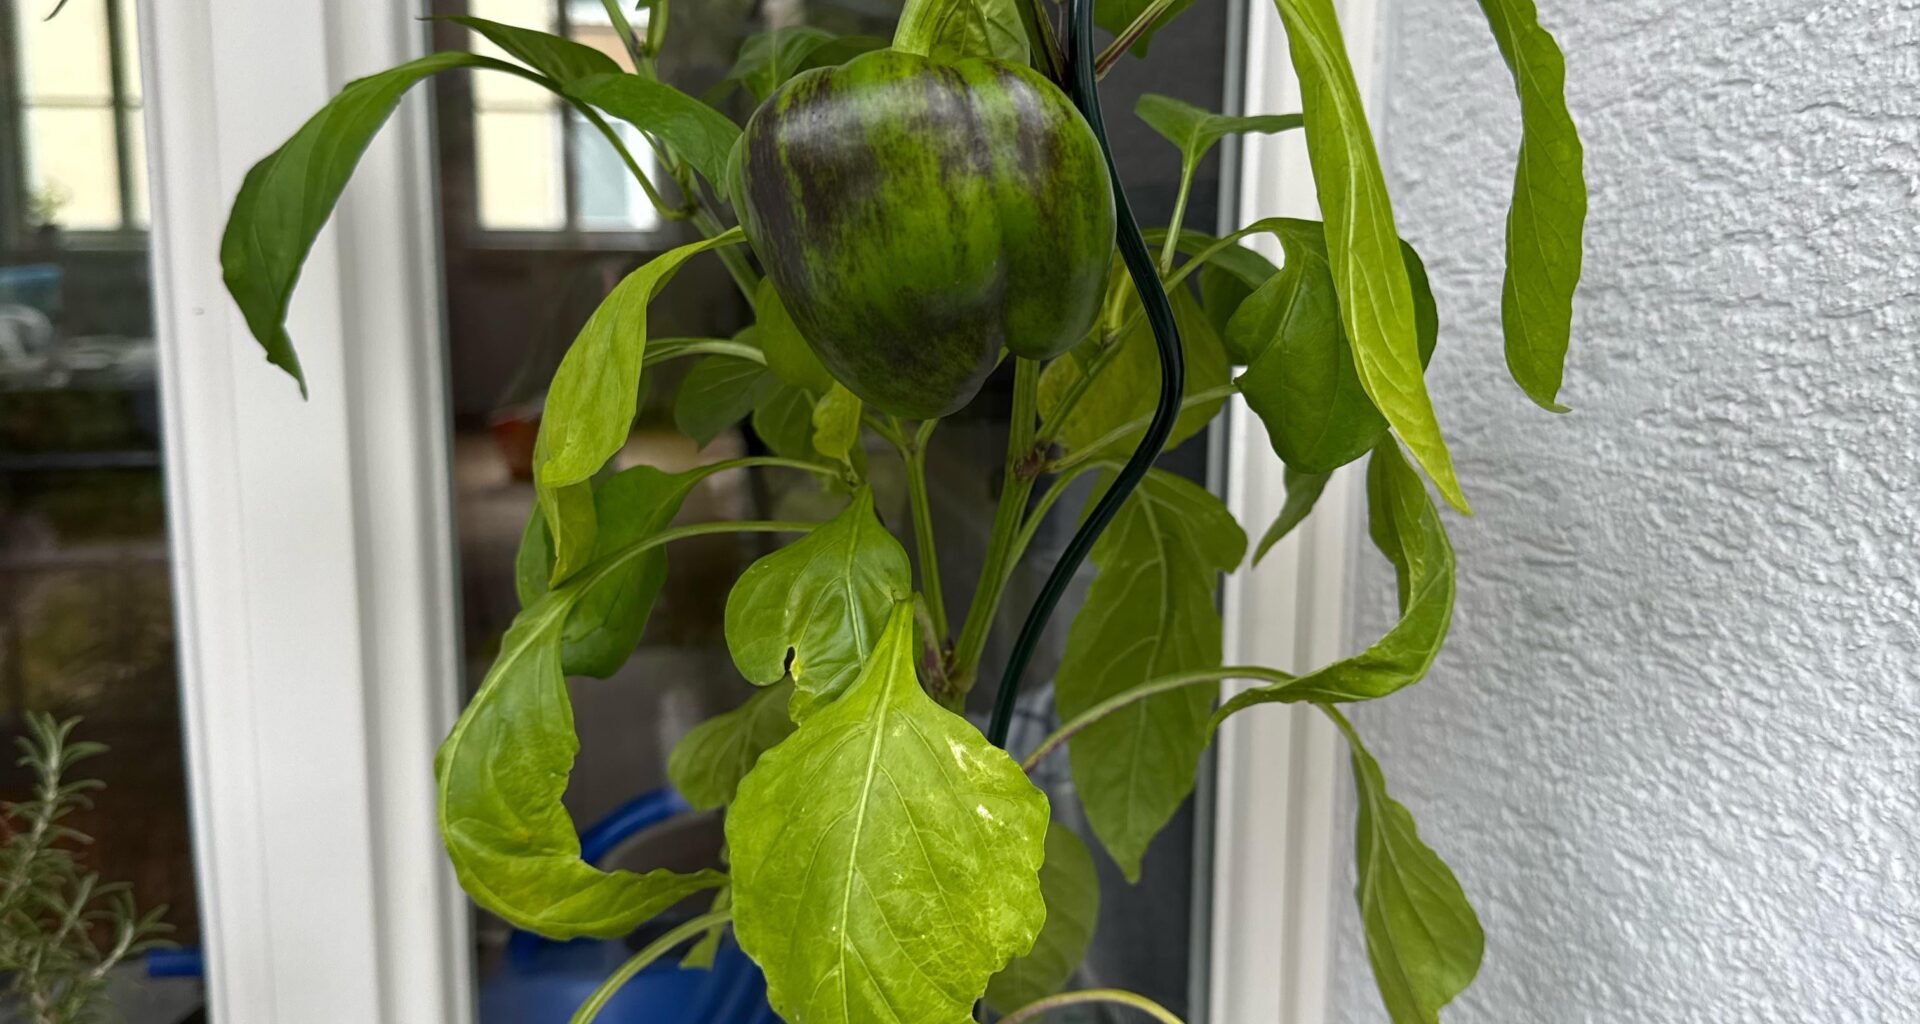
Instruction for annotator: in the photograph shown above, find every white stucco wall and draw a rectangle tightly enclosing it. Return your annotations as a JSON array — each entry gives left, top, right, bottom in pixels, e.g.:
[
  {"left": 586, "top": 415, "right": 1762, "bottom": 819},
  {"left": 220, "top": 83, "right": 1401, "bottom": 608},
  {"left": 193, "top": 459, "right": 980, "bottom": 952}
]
[{"left": 1328, "top": 2, "right": 1920, "bottom": 1022}]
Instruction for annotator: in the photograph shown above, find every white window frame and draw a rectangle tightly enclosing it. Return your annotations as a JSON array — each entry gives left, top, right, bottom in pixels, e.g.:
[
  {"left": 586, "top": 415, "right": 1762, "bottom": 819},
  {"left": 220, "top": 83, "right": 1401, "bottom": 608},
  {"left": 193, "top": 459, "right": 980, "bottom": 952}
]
[
  {"left": 1210, "top": 0, "right": 1386, "bottom": 1021},
  {"left": 140, "top": 0, "right": 473, "bottom": 1020}
]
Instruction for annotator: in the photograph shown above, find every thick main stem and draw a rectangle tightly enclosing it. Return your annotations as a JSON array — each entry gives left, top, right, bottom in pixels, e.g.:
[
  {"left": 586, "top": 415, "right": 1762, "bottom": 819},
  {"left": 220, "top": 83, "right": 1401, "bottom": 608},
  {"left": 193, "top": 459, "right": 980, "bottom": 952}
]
[{"left": 949, "top": 358, "right": 1042, "bottom": 690}]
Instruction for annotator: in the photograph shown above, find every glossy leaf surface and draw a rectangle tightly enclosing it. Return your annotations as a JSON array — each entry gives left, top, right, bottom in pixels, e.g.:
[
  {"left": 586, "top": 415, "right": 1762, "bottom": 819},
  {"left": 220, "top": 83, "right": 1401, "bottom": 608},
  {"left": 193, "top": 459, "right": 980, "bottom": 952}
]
[
  {"left": 565, "top": 73, "right": 743, "bottom": 186},
  {"left": 1477, "top": 0, "right": 1587, "bottom": 410},
  {"left": 1273, "top": 0, "right": 1467, "bottom": 511},
  {"left": 1056, "top": 470, "right": 1245, "bottom": 879},
  {"left": 723, "top": 489, "right": 911, "bottom": 719},
  {"left": 676, "top": 353, "right": 775, "bottom": 449},
  {"left": 448, "top": 15, "right": 619, "bottom": 84},
  {"left": 728, "top": 604, "right": 1049, "bottom": 1024},
  {"left": 893, "top": 0, "right": 1030, "bottom": 63},
  {"left": 984, "top": 821, "right": 1101, "bottom": 1013},
  {"left": 1136, "top": 94, "right": 1303, "bottom": 181}
]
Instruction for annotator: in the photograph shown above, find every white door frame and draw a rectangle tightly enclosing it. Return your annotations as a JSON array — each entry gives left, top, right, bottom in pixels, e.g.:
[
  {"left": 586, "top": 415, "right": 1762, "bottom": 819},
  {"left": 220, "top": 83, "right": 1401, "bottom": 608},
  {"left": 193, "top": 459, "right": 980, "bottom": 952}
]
[
  {"left": 1210, "top": 0, "right": 1387, "bottom": 1021},
  {"left": 140, "top": 0, "right": 473, "bottom": 1019}
]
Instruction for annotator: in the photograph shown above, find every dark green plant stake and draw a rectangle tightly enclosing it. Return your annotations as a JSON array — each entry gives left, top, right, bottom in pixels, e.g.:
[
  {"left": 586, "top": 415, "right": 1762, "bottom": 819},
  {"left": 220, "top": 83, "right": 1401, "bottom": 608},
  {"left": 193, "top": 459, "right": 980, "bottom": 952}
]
[{"left": 218, "top": 0, "right": 1588, "bottom": 1018}]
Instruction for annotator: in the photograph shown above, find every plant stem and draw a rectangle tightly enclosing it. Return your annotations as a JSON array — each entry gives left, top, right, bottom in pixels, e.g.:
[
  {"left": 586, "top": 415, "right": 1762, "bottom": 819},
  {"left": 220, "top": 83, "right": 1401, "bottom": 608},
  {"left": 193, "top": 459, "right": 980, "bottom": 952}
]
[
  {"left": 641, "top": 338, "right": 764, "bottom": 367},
  {"left": 599, "top": 0, "right": 652, "bottom": 71},
  {"left": 1091, "top": 0, "right": 1187, "bottom": 78},
  {"left": 1159, "top": 162, "right": 1196, "bottom": 274},
  {"left": 1046, "top": 385, "right": 1238, "bottom": 475},
  {"left": 1003, "top": 460, "right": 1111, "bottom": 578},
  {"left": 1017, "top": 0, "right": 1068, "bottom": 83},
  {"left": 898, "top": 418, "right": 949, "bottom": 641},
  {"left": 949, "top": 358, "right": 1042, "bottom": 689},
  {"left": 1020, "top": 665, "right": 1294, "bottom": 772},
  {"left": 1000, "top": 988, "right": 1188, "bottom": 1024},
  {"left": 569, "top": 910, "right": 731, "bottom": 1024}
]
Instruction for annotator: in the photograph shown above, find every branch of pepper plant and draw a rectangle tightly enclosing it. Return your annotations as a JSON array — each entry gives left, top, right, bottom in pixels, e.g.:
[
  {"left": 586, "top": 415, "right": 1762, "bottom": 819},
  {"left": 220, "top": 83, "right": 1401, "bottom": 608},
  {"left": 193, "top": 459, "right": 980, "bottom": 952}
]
[
  {"left": 1017, "top": 0, "right": 1069, "bottom": 83},
  {"left": 947, "top": 358, "right": 1043, "bottom": 690},
  {"left": 1093, "top": 0, "right": 1188, "bottom": 78}
]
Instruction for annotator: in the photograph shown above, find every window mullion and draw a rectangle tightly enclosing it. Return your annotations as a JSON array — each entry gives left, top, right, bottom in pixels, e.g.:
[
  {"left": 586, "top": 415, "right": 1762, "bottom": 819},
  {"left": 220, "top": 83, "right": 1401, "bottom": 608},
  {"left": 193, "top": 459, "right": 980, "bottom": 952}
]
[
  {"left": 103, "top": 0, "right": 137, "bottom": 230},
  {"left": 553, "top": 0, "right": 581, "bottom": 234}
]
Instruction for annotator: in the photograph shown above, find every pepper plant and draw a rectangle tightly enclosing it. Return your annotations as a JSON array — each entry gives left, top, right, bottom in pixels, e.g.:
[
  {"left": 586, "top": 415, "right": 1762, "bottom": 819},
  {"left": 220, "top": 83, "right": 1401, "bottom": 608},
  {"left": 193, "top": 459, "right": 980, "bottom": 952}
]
[{"left": 219, "top": 0, "right": 1585, "bottom": 1019}]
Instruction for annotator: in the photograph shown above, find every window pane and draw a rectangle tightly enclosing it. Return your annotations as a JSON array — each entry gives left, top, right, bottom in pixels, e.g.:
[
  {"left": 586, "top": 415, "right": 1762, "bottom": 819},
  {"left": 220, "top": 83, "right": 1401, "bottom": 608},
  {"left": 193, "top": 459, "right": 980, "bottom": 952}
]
[
  {"left": 15, "top": 0, "right": 112, "bottom": 101},
  {"left": 570, "top": 118, "right": 659, "bottom": 231},
  {"left": 468, "top": 0, "right": 560, "bottom": 106},
  {"left": 23, "top": 107, "right": 123, "bottom": 230},
  {"left": 475, "top": 110, "right": 564, "bottom": 230}
]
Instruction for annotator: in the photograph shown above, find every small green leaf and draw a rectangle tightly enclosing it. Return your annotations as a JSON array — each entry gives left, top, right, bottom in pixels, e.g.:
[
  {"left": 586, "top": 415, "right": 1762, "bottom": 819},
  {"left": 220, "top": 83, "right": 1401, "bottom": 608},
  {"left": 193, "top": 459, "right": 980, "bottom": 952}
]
[
  {"left": 1327, "top": 708, "right": 1484, "bottom": 1024},
  {"left": 676, "top": 352, "right": 776, "bottom": 449},
  {"left": 1214, "top": 442, "right": 1453, "bottom": 718},
  {"left": 1039, "top": 286, "right": 1228, "bottom": 460},
  {"left": 754, "top": 278, "right": 836, "bottom": 395},
  {"left": 1231, "top": 220, "right": 1439, "bottom": 473},
  {"left": 1273, "top": 0, "right": 1468, "bottom": 512},
  {"left": 1057, "top": 470, "right": 1245, "bottom": 879},
  {"left": 1136, "top": 94, "right": 1303, "bottom": 180},
  {"left": 810, "top": 383, "right": 864, "bottom": 464},
  {"left": 984, "top": 821, "right": 1101, "bottom": 1013},
  {"left": 728, "top": 603, "right": 1050, "bottom": 1024},
  {"left": 516, "top": 466, "right": 707, "bottom": 677},
  {"left": 446, "top": 15, "right": 620, "bottom": 84},
  {"left": 437, "top": 568, "right": 724, "bottom": 938},
  {"left": 1477, "top": 0, "right": 1587, "bottom": 411},
  {"left": 1095, "top": 0, "right": 1199, "bottom": 58},
  {"left": 723, "top": 488, "right": 910, "bottom": 719},
  {"left": 667, "top": 681, "right": 797, "bottom": 810},
  {"left": 533, "top": 229, "right": 745, "bottom": 580},
  {"left": 750, "top": 382, "right": 822, "bottom": 464},
  {"left": 221, "top": 52, "right": 500, "bottom": 392},
  {"left": 1253, "top": 466, "right": 1332, "bottom": 564},
  {"left": 894, "top": 0, "right": 1030, "bottom": 64},
  {"left": 720, "top": 27, "right": 886, "bottom": 103},
  {"left": 564, "top": 72, "right": 742, "bottom": 186}
]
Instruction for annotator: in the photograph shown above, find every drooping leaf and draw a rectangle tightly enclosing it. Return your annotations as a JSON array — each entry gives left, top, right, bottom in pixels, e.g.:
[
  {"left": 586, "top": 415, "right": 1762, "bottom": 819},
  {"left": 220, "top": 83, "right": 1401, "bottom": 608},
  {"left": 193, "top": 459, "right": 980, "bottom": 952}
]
[
  {"left": 1136, "top": 94, "right": 1303, "bottom": 181},
  {"left": 667, "top": 680, "right": 797, "bottom": 810},
  {"left": 222, "top": 52, "right": 512, "bottom": 392},
  {"left": 1273, "top": 0, "right": 1468, "bottom": 512},
  {"left": 719, "top": 27, "right": 886, "bottom": 103},
  {"left": 750, "top": 382, "right": 823, "bottom": 464},
  {"left": 728, "top": 603, "right": 1050, "bottom": 1024},
  {"left": 754, "top": 278, "right": 837, "bottom": 395},
  {"left": 565, "top": 72, "right": 743, "bottom": 186},
  {"left": 723, "top": 488, "right": 910, "bottom": 719},
  {"left": 1095, "top": 0, "right": 1199, "bottom": 58},
  {"left": 1038, "top": 286, "right": 1229, "bottom": 460},
  {"left": 1476, "top": 0, "right": 1587, "bottom": 411},
  {"left": 1327, "top": 708, "right": 1483, "bottom": 1023},
  {"left": 516, "top": 465, "right": 708, "bottom": 677},
  {"left": 1231, "top": 220, "right": 1439, "bottom": 473},
  {"left": 894, "top": 0, "right": 1030, "bottom": 64},
  {"left": 447, "top": 15, "right": 620, "bottom": 84},
  {"left": 1199, "top": 255, "right": 1277, "bottom": 339},
  {"left": 1213, "top": 442, "right": 1453, "bottom": 719},
  {"left": 1057, "top": 470, "right": 1246, "bottom": 879},
  {"left": 676, "top": 353, "right": 776, "bottom": 448},
  {"left": 533, "top": 229, "right": 745, "bottom": 580},
  {"left": 437, "top": 561, "right": 724, "bottom": 937},
  {"left": 1253, "top": 466, "right": 1332, "bottom": 564},
  {"left": 984, "top": 822, "right": 1101, "bottom": 1013},
  {"left": 810, "top": 383, "right": 864, "bottom": 465}
]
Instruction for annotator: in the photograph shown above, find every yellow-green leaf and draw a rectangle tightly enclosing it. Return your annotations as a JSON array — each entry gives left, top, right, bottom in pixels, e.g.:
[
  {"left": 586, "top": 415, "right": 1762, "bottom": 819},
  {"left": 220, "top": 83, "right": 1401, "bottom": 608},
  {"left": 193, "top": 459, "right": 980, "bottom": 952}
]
[
  {"left": 667, "top": 681, "right": 797, "bottom": 810},
  {"left": 811, "top": 383, "right": 864, "bottom": 464},
  {"left": 984, "top": 821, "right": 1101, "bottom": 1013}
]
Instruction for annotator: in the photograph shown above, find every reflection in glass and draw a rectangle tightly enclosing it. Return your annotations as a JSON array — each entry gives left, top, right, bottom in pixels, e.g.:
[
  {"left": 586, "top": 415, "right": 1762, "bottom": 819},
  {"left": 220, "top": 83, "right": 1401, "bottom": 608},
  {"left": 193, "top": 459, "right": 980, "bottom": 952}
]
[{"left": 1, "top": 0, "right": 200, "bottom": 1019}]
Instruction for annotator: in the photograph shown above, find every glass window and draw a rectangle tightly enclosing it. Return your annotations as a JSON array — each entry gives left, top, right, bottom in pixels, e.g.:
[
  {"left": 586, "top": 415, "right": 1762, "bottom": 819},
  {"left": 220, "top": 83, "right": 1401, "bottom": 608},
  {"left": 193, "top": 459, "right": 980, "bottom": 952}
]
[{"left": 1, "top": 0, "right": 203, "bottom": 1019}]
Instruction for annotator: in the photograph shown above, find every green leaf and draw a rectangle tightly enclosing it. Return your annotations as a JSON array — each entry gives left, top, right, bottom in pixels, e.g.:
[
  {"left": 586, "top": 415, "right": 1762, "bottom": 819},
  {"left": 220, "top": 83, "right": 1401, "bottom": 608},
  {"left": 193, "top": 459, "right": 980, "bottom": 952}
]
[
  {"left": 1136, "top": 94, "right": 1303, "bottom": 181},
  {"left": 1327, "top": 708, "right": 1484, "bottom": 1023},
  {"left": 682, "top": 886, "right": 732, "bottom": 970},
  {"left": 1476, "top": 0, "right": 1586, "bottom": 411},
  {"left": 723, "top": 489, "right": 911, "bottom": 719},
  {"left": 1273, "top": 0, "right": 1468, "bottom": 512},
  {"left": 1253, "top": 466, "right": 1332, "bottom": 564},
  {"left": 1057, "top": 470, "right": 1245, "bottom": 879},
  {"left": 446, "top": 15, "right": 620, "bottom": 85},
  {"left": 727, "top": 603, "right": 1050, "bottom": 1024},
  {"left": 894, "top": 0, "right": 1030, "bottom": 64},
  {"left": 533, "top": 229, "right": 745, "bottom": 580},
  {"left": 1213, "top": 442, "right": 1453, "bottom": 718},
  {"left": 1231, "top": 220, "right": 1438, "bottom": 473},
  {"left": 1039, "top": 286, "right": 1229, "bottom": 460},
  {"left": 564, "top": 72, "right": 742, "bottom": 186},
  {"left": 222, "top": 52, "right": 504, "bottom": 392},
  {"left": 811, "top": 383, "right": 864, "bottom": 464},
  {"left": 676, "top": 352, "right": 776, "bottom": 449},
  {"left": 1096, "top": 0, "right": 1199, "bottom": 58},
  {"left": 754, "top": 278, "right": 837, "bottom": 395},
  {"left": 750, "top": 382, "right": 822, "bottom": 464},
  {"left": 437, "top": 565, "right": 724, "bottom": 938},
  {"left": 516, "top": 466, "right": 707, "bottom": 677},
  {"left": 720, "top": 27, "right": 886, "bottom": 103},
  {"left": 984, "top": 822, "right": 1101, "bottom": 1013},
  {"left": 667, "top": 681, "right": 797, "bottom": 810}
]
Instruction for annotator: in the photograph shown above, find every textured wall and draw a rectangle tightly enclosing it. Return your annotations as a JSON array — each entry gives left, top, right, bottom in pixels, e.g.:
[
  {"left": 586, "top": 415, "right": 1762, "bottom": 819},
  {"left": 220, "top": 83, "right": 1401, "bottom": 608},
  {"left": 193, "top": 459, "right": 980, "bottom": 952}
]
[{"left": 1328, "top": 2, "right": 1920, "bottom": 1022}]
